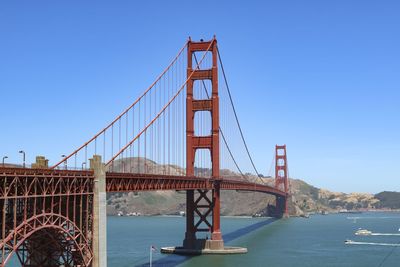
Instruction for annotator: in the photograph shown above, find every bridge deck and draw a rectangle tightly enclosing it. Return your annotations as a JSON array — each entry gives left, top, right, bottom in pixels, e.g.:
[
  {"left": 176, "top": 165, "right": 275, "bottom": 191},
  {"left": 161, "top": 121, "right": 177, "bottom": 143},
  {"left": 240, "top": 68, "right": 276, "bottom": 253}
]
[{"left": 0, "top": 167, "right": 286, "bottom": 198}]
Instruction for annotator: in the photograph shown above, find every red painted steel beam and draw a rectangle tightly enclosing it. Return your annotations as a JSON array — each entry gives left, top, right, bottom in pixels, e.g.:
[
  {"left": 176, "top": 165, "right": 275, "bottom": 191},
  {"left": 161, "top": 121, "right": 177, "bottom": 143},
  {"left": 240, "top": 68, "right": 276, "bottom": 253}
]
[
  {"left": 192, "top": 136, "right": 212, "bottom": 149},
  {"left": 192, "top": 99, "right": 212, "bottom": 111},
  {"left": 189, "top": 41, "right": 214, "bottom": 51},
  {"left": 191, "top": 69, "right": 213, "bottom": 80}
]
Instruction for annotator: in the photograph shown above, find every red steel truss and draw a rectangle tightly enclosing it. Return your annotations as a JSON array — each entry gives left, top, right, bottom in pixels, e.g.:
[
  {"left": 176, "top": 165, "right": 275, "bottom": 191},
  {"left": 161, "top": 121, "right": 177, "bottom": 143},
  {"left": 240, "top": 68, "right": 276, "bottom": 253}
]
[{"left": 0, "top": 168, "right": 94, "bottom": 267}]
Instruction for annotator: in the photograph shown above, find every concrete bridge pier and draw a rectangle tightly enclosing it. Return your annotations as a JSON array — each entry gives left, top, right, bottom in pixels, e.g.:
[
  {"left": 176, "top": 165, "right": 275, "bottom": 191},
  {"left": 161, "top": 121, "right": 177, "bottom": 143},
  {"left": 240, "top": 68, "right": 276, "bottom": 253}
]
[
  {"left": 91, "top": 155, "right": 107, "bottom": 267},
  {"left": 276, "top": 195, "right": 289, "bottom": 219}
]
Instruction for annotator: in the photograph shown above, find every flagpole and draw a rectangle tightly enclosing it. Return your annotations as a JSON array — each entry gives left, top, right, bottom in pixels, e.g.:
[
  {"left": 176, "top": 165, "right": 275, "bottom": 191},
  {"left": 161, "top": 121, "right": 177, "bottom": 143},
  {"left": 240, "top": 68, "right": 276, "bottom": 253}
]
[{"left": 150, "top": 245, "right": 152, "bottom": 267}]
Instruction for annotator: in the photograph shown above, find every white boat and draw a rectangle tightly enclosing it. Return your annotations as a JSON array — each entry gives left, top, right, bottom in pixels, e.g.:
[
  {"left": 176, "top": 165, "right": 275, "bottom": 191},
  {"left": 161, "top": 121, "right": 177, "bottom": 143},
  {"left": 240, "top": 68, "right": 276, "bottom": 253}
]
[
  {"left": 345, "top": 239, "right": 353, "bottom": 244},
  {"left": 355, "top": 228, "right": 372, "bottom": 236}
]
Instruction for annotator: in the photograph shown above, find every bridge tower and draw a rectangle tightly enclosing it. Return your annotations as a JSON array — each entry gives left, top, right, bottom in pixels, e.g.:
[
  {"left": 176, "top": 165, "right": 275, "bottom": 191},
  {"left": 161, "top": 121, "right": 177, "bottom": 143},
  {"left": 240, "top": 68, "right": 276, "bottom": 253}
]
[
  {"left": 183, "top": 37, "right": 224, "bottom": 250},
  {"left": 275, "top": 145, "right": 289, "bottom": 217}
]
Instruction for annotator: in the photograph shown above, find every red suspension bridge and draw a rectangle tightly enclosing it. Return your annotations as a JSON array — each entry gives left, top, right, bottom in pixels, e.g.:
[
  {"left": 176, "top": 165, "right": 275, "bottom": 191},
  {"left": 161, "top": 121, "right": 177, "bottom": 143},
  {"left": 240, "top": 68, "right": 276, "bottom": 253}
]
[{"left": 0, "top": 37, "right": 289, "bottom": 266}]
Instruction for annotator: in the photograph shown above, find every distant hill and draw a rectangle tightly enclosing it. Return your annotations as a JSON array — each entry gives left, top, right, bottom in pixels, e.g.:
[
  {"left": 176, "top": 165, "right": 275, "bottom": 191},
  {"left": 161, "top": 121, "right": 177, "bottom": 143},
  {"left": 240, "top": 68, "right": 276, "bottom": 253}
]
[{"left": 374, "top": 191, "right": 400, "bottom": 209}]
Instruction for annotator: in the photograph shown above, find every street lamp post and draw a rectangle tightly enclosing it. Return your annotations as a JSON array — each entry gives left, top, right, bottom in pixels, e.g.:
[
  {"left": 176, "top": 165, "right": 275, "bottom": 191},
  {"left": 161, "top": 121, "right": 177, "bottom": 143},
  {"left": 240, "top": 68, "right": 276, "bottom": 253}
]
[
  {"left": 61, "top": 155, "right": 67, "bottom": 170},
  {"left": 2, "top": 156, "right": 8, "bottom": 167},
  {"left": 19, "top": 150, "right": 25, "bottom": 168}
]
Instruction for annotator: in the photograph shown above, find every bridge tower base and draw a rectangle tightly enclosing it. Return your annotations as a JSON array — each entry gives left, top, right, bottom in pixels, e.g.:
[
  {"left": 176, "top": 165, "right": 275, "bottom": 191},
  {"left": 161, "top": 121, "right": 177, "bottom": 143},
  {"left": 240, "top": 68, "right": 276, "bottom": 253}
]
[{"left": 275, "top": 195, "right": 289, "bottom": 219}]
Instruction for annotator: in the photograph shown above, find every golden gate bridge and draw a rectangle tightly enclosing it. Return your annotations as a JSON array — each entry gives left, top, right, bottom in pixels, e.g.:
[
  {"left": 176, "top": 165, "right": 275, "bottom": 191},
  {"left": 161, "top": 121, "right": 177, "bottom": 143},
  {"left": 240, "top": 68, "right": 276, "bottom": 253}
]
[{"left": 0, "top": 37, "right": 289, "bottom": 267}]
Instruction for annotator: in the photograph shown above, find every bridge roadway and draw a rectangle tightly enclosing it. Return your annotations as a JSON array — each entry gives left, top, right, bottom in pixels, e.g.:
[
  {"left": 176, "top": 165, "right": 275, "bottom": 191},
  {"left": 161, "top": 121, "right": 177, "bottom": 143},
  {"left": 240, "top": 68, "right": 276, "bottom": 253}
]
[{"left": 0, "top": 167, "right": 286, "bottom": 198}]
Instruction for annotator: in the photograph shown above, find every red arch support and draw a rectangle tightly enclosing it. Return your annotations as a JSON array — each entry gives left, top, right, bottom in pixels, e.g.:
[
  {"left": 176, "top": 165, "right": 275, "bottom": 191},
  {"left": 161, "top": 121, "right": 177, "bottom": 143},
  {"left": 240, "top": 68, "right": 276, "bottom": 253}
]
[
  {"left": 0, "top": 168, "right": 94, "bottom": 267},
  {"left": 1, "top": 213, "right": 92, "bottom": 267}
]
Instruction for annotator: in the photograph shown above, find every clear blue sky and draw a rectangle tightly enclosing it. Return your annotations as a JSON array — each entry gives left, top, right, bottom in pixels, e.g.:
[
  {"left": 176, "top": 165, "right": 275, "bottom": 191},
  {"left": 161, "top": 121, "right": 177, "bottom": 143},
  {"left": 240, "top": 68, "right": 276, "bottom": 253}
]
[{"left": 1, "top": 1, "right": 399, "bottom": 193}]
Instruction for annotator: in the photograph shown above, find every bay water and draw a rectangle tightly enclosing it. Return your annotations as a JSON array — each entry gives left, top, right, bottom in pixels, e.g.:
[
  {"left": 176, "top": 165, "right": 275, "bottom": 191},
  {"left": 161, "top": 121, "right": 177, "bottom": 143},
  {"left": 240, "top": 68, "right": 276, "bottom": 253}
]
[{"left": 108, "top": 212, "right": 400, "bottom": 267}]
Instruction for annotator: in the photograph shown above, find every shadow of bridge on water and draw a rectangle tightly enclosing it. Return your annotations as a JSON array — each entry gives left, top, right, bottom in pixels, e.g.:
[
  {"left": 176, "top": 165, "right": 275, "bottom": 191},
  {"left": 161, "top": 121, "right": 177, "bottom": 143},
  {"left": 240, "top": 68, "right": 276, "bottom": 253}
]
[{"left": 138, "top": 217, "right": 277, "bottom": 267}]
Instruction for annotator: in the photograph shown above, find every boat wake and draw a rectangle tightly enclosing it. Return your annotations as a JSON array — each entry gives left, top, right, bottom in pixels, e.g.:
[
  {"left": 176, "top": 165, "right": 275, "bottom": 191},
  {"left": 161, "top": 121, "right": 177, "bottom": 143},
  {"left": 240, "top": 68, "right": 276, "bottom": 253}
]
[
  {"left": 347, "top": 216, "right": 400, "bottom": 220},
  {"left": 345, "top": 240, "right": 400, "bottom": 247},
  {"left": 370, "top": 233, "right": 400, "bottom": 236},
  {"left": 354, "top": 228, "right": 400, "bottom": 236}
]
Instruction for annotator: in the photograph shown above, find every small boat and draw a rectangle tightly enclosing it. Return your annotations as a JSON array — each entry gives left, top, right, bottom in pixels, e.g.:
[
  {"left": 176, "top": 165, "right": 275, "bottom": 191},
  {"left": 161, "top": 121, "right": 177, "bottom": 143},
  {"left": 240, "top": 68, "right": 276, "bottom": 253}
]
[
  {"left": 339, "top": 209, "right": 362, "bottom": 214},
  {"left": 355, "top": 228, "right": 372, "bottom": 236},
  {"left": 345, "top": 239, "right": 353, "bottom": 244},
  {"left": 347, "top": 211, "right": 362, "bottom": 214}
]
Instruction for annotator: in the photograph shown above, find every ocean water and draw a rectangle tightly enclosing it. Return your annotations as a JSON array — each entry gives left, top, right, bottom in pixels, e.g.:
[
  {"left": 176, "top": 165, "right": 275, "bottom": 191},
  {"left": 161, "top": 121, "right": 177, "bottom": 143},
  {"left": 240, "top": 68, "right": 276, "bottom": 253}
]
[{"left": 107, "top": 212, "right": 400, "bottom": 267}]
